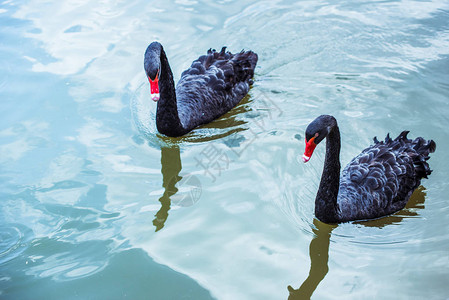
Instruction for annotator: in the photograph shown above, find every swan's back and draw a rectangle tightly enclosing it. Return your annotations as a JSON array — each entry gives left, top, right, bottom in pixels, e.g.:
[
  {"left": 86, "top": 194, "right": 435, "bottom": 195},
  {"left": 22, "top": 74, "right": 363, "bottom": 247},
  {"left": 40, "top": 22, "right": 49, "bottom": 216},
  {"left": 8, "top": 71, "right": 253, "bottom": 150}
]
[
  {"left": 337, "top": 131, "right": 436, "bottom": 221},
  {"left": 176, "top": 47, "right": 258, "bottom": 129}
]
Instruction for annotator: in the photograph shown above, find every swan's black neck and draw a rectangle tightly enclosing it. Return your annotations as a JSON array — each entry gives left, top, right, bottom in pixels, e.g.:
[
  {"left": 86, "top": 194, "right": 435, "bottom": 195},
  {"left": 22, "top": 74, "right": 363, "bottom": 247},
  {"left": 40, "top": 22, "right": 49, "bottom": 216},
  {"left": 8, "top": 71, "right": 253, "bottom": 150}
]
[
  {"left": 315, "top": 122, "right": 341, "bottom": 223},
  {"left": 145, "top": 42, "right": 185, "bottom": 137}
]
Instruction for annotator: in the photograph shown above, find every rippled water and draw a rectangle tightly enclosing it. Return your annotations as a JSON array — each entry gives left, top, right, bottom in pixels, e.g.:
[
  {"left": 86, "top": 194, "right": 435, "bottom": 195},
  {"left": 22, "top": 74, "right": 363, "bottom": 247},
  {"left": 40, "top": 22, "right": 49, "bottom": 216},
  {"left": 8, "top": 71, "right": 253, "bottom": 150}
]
[{"left": 1, "top": 0, "right": 449, "bottom": 299}]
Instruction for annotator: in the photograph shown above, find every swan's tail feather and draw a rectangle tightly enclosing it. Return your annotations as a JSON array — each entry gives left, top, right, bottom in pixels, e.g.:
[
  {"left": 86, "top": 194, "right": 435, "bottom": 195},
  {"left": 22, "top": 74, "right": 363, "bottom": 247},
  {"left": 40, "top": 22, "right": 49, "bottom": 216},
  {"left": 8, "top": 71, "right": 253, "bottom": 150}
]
[
  {"left": 231, "top": 50, "right": 258, "bottom": 84},
  {"left": 206, "top": 48, "right": 257, "bottom": 86},
  {"left": 397, "top": 130, "right": 410, "bottom": 140},
  {"left": 378, "top": 131, "right": 435, "bottom": 180},
  {"left": 189, "top": 47, "right": 254, "bottom": 72},
  {"left": 182, "top": 47, "right": 258, "bottom": 93},
  {"left": 219, "top": 47, "right": 227, "bottom": 56},
  {"left": 410, "top": 137, "right": 436, "bottom": 179}
]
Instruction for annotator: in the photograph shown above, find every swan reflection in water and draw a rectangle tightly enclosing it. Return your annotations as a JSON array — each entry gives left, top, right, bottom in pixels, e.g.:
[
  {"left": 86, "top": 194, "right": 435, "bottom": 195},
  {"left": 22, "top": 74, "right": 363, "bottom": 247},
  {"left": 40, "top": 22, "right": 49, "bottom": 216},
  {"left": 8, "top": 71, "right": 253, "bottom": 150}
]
[
  {"left": 148, "top": 91, "right": 281, "bottom": 230},
  {"left": 287, "top": 185, "right": 427, "bottom": 299},
  {"left": 152, "top": 145, "right": 202, "bottom": 231},
  {"left": 151, "top": 94, "right": 257, "bottom": 231},
  {"left": 287, "top": 219, "right": 335, "bottom": 300}
]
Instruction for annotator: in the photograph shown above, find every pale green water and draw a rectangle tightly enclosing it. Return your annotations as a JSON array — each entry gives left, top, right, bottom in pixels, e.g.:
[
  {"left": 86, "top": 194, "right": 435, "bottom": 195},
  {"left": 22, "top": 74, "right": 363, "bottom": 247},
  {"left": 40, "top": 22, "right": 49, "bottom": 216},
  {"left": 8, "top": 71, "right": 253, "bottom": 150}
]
[{"left": 1, "top": 0, "right": 449, "bottom": 299}]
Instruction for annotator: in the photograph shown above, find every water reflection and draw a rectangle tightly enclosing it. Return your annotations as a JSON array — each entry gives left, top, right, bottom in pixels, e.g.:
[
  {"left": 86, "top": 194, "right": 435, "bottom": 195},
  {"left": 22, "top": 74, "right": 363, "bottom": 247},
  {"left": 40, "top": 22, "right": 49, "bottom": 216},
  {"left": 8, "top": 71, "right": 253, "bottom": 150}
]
[
  {"left": 357, "top": 185, "right": 427, "bottom": 228},
  {"left": 152, "top": 145, "right": 203, "bottom": 231},
  {"left": 179, "top": 94, "right": 252, "bottom": 143},
  {"left": 287, "top": 219, "right": 336, "bottom": 300},
  {"left": 153, "top": 146, "right": 182, "bottom": 232},
  {"left": 146, "top": 93, "right": 258, "bottom": 232},
  {"left": 287, "top": 186, "right": 427, "bottom": 299},
  {"left": 132, "top": 83, "right": 253, "bottom": 147}
]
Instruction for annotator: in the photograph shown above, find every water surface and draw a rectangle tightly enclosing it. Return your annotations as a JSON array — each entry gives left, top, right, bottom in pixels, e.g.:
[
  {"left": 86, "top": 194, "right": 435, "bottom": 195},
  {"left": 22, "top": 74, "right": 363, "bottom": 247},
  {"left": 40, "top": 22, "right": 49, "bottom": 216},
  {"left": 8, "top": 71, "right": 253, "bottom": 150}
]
[{"left": 1, "top": 0, "right": 449, "bottom": 299}]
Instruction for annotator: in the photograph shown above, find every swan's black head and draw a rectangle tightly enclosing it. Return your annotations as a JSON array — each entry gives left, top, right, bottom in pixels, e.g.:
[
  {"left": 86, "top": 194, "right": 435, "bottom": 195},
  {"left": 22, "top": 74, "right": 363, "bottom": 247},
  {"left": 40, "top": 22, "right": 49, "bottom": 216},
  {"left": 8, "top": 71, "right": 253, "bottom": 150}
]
[
  {"left": 303, "top": 115, "right": 337, "bottom": 162},
  {"left": 144, "top": 41, "right": 162, "bottom": 101}
]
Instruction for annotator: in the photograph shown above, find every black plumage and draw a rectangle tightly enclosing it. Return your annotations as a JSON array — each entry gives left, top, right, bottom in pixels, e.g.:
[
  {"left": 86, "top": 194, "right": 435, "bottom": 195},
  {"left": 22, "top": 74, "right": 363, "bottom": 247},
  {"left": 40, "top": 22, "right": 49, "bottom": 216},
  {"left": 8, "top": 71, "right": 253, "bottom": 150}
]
[
  {"left": 144, "top": 42, "right": 258, "bottom": 137},
  {"left": 303, "top": 115, "right": 436, "bottom": 223}
]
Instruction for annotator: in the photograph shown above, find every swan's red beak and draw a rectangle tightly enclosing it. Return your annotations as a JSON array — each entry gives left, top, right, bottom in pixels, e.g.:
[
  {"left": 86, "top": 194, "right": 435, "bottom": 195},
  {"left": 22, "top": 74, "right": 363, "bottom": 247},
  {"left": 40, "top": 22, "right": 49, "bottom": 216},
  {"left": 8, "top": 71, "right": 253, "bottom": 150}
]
[
  {"left": 303, "top": 135, "right": 317, "bottom": 163},
  {"left": 148, "top": 73, "right": 160, "bottom": 102}
]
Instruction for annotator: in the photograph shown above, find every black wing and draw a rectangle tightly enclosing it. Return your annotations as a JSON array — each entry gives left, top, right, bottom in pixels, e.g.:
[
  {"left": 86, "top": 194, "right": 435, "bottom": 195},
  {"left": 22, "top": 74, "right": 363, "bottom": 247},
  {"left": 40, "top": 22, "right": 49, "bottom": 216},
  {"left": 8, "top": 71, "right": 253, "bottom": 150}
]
[
  {"left": 176, "top": 47, "right": 258, "bottom": 130},
  {"left": 338, "top": 131, "right": 435, "bottom": 221}
]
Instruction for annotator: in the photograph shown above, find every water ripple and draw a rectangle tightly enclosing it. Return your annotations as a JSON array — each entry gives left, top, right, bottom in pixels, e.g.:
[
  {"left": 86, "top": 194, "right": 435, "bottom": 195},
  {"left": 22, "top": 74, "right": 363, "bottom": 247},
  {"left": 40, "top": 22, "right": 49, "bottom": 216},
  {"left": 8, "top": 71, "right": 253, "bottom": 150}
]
[
  {"left": 131, "top": 81, "right": 258, "bottom": 148},
  {"left": 0, "top": 225, "right": 31, "bottom": 265}
]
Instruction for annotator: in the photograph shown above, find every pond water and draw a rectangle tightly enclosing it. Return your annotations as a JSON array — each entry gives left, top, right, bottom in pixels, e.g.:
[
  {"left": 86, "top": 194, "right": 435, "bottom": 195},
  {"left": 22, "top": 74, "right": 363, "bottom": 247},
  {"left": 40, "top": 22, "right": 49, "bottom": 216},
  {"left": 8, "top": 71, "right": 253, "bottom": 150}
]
[{"left": 1, "top": 0, "right": 449, "bottom": 299}]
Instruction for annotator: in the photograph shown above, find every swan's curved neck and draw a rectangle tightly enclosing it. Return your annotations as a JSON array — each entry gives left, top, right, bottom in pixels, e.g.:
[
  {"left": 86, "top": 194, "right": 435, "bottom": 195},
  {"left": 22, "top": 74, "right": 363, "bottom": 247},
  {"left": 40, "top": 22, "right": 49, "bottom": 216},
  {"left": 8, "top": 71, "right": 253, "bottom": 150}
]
[
  {"left": 315, "top": 125, "right": 341, "bottom": 223},
  {"left": 155, "top": 47, "right": 185, "bottom": 136}
]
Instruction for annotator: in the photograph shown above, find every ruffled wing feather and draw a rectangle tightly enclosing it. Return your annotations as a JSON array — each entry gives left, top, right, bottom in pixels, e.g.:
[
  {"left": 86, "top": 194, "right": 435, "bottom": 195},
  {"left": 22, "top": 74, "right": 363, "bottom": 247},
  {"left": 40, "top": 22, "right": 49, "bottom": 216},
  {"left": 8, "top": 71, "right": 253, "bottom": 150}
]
[
  {"left": 338, "top": 131, "right": 435, "bottom": 221},
  {"left": 176, "top": 47, "right": 258, "bottom": 130}
]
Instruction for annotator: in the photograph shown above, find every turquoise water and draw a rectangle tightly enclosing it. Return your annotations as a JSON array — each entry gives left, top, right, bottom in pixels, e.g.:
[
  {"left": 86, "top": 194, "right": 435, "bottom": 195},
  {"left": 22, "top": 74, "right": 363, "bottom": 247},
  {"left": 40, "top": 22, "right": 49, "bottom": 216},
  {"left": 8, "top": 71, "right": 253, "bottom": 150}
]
[{"left": 1, "top": 0, "right": 449, "bottom": 299}]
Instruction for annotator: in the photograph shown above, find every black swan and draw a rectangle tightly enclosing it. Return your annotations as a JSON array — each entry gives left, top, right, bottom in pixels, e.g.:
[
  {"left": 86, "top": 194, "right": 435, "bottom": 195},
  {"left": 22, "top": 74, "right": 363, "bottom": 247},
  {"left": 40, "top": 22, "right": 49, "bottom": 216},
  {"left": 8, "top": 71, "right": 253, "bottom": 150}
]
[
  {"left": 302, "top": 115, "right": 436, "bottom": 223},
  {"left": 144, "top": 42, "right": 258, "bottom": 137}
]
